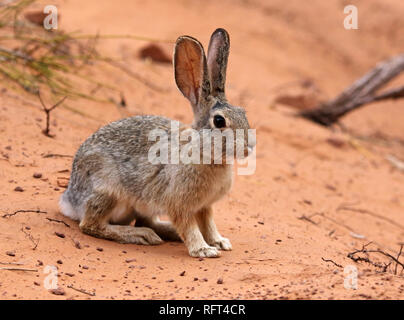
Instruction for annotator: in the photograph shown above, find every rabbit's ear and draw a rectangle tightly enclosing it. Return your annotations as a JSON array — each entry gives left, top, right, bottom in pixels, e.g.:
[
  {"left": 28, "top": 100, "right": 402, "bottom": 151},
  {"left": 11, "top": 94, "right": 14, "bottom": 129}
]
[
  {"left": 207, "top": 28, "right": 230, "bottom": 100},
  {"left": 174, "top": 36, "right": 211, "bottom": 118}
]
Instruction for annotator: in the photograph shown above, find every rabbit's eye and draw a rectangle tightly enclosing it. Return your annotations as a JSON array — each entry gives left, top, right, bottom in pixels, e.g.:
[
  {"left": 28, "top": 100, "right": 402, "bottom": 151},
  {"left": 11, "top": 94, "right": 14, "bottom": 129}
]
[{"left": 213, "top": 115, "right": 226, "bottom": 128}]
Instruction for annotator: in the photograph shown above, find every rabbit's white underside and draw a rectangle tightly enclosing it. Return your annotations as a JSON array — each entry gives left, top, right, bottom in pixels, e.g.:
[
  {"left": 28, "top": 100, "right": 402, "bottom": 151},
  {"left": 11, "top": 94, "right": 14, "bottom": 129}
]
[{"left": 59, "top": 193, "right": 82, "bottom": 221}]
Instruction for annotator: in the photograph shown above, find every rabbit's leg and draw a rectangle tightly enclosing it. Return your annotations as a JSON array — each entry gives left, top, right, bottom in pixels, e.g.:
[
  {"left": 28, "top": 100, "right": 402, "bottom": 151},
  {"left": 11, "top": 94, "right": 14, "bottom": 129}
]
[
  {"left": 171, "top": 214, "right": 220, "bottom": 258},
  {"left": 195, "top": 207, "right": 232, "bottom": 251},
  {"left": 79, "top": 192, "right": 163, "bottom": 245},
  {"left": 135, "top": 216, "right": 181, "bottom": 242}
]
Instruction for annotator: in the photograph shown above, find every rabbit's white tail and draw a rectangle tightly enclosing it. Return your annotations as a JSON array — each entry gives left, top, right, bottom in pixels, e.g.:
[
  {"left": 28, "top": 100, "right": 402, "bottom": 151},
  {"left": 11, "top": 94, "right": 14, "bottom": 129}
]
[{"left": 59, "top": 192, "right": 82, "bottom": 221}]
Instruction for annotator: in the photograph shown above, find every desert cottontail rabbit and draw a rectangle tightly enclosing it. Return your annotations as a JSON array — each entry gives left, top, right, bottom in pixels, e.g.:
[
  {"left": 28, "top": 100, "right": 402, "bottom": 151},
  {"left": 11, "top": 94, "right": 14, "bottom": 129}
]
[{"left": 59, "top": 28, "right": 255, "bottom": 258}]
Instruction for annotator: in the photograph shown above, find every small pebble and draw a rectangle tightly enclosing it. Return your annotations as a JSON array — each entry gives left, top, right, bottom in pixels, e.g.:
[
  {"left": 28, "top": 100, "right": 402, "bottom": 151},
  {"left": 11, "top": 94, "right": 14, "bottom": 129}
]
[
  {"left": 49, "top": 287, "right": 65, "bottom": 296},
  {"left": 55, "top": 232, "right": 65, "bottom": 238},
  {"left": 14, "top": 186, "right": 24, "bottom": 192},
  {"left": 33, "top": 173, "right": 42, "bottom": 179}
]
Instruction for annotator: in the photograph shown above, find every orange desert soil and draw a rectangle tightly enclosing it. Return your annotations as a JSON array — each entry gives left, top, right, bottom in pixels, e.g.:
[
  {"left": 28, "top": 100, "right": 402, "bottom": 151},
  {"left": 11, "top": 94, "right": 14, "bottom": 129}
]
[{"left": 0, "top": 0, "right": 403, "bottom": 299}]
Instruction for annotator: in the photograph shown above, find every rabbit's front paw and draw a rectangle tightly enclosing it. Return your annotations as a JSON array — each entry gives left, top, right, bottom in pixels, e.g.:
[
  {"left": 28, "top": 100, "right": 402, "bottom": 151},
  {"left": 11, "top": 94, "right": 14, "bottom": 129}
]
[
  {"left": 189, "top": 246, "right": 221, "bottom": 258},
  {"left": 210, "top": 237, "right": 232, "bottom": 251}
]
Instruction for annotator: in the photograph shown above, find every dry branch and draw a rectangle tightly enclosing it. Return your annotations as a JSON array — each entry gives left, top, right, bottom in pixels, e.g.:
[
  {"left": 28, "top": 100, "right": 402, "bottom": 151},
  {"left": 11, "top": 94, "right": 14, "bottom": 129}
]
[
  {"left": 347, "top": 242, "right": 404, "bottom": 275},
  {"left": 46, "top": 217, "right": 70, "bottom": 228},
  {"left": 37, "top": 91, "right": 67, "bottom": 137},
  {"left": 321, "top": 257, "right": 343, "bottom": 268},
  {"left": 0, "top": 267, "right": 38, "bottom": 272},
  {"left": 1, "top": 209, "right": 47, "bottom": 218},
  {"left": 42, "top": 153, "right": 73, "bottom": 158},
  {"left": 300, "top": 54, "right": 404, "bottom": 125},
  {"left": 21, "top": 227, "right": 39, "bottom": 250},
  {"left": 297, "top": 214, "right": 318, "bottom": 225},
  {"left": 67, "top": 284, "right": 95, "bottom": 296},
  {"left": 337, "top": 204, "right": 404, "bottom": 230}
]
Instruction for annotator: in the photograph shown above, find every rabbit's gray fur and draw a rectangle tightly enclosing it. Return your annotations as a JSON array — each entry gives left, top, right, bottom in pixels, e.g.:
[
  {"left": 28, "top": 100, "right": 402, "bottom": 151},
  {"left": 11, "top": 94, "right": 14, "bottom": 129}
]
[{"left": 59, "top": 28, "right": 254, "bottom": 258}]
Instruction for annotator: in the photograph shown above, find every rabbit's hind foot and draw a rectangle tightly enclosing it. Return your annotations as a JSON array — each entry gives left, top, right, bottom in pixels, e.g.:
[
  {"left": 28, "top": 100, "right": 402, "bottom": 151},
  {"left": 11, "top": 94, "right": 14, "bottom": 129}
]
[
  {"left": 79, "top": 192, "right": 163, "bottom": 245},
  {"left": 135, "top": 216, "right": 181, "bottom": 242},
  {"left": 80, "top": 221, "right": 163, "bottom": 245}
]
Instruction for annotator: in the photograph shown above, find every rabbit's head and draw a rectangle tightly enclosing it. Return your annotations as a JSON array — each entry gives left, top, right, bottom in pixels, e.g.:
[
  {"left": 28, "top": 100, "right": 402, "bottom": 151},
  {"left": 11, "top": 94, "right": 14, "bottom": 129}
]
[{"left": 174, "top": 28, "right": 255, "bottom": 160}]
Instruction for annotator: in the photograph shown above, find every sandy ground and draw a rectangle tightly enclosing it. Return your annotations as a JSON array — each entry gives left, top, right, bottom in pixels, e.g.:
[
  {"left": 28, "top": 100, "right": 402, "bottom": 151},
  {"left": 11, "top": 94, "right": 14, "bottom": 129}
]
[{"left": 0, "top": 0, "right": 404, "bottom": 299}]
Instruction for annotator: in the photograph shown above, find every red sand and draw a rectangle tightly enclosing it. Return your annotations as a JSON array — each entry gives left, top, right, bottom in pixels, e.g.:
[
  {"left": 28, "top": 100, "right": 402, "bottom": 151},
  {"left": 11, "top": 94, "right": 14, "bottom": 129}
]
[{"left": 0, "top": 0, "right": 403, "bottom": 299}]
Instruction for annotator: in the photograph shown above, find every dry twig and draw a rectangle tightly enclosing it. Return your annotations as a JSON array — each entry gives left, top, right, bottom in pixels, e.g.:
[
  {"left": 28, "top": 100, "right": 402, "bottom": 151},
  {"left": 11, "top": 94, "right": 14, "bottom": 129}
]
[
  {"left": 21, "top": 227, "right": 39, "bottom": 250},
  {"left": 67, "top": 284, "right": 95, "bottom": 296},
  {"left": 2, "top": 209, "right": 47, "bottom": 218},
  {"left": 321, "top": 257, "right": 343, "bottom": 268},
  {"left": 337, "top": 204, "right": 404, "bottom": 230},
  {"left": 297, "top": 214, "right": 318, "bottom": 225},
  {"left": 347, "top": 242, "right": 404, "bottom": 274},
  {"left": 46, "top": 217, "right": 70, "bottom": 228},
  {"left": 37, "top": 91, "right": 67, "bottom": 137},
  {"left": 42, "top": 153, "right": 73, "bottom": 158},
  {"left": 0, "top": 262, "right": 24, "bottom": 266},
  {"left": 0, "top": 267, "right": 37, "bottom": 272}
]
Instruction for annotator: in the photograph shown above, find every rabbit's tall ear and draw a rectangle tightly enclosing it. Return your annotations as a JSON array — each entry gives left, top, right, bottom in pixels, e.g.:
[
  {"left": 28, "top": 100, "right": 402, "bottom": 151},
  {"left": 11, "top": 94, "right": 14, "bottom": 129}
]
[
  {"left": 207, "top": 28, "right": 230, "bottom": 100},
  {"left": 174, "top": 36, "right": 211, "bottom": 120}
]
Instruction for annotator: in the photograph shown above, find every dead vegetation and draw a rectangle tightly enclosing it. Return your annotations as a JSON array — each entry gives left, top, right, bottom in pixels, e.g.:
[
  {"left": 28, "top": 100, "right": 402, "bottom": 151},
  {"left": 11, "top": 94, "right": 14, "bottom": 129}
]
[
  {"left": 300, "top": 209, "right": 404, "bottom": 276},
  {"left": 0, "top": 0, "right": 105, "bottom": 100},
  {"left": 1, "top": 209, "right": 47, "bottom": 218},
  {"left": 37, "top": 91, "right": 66, "bottom": 137},
  {"left": 347, "top": 242, "right": 404, "bottom": 275},
  {"left": 300, "top": 54, "right": 404, "bottom": 126},
  {"left": 0, "top": 0, "right": 172, "bottom": 130}
]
